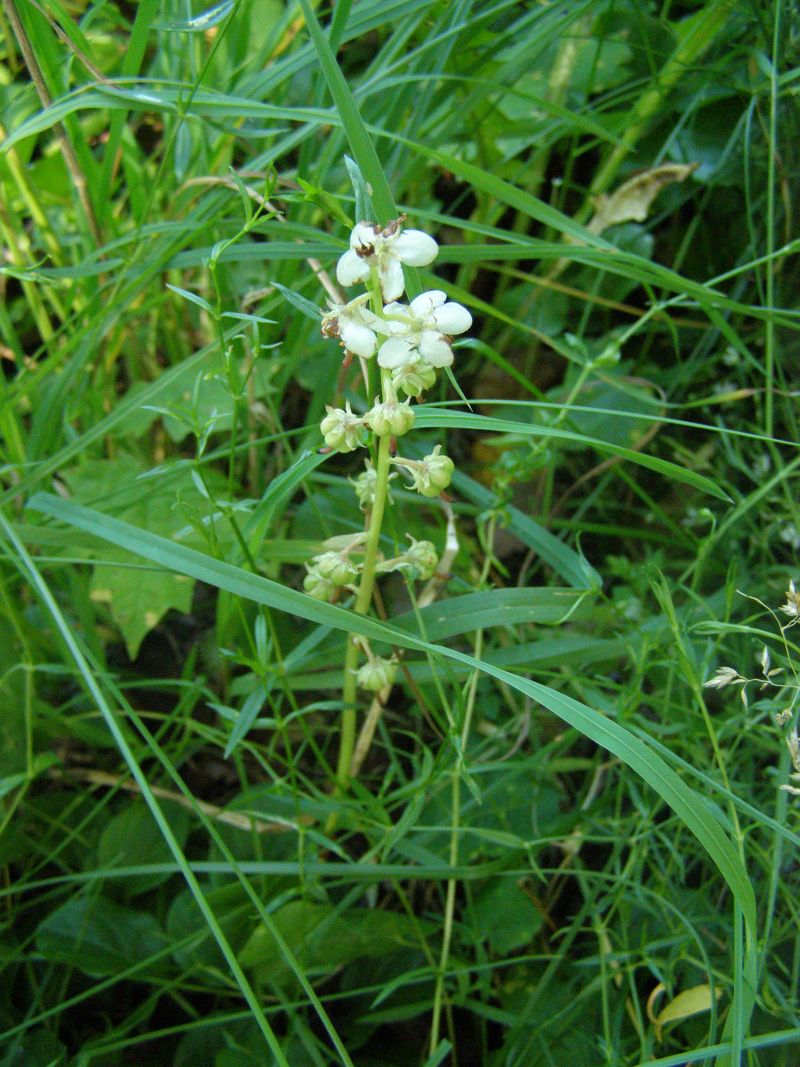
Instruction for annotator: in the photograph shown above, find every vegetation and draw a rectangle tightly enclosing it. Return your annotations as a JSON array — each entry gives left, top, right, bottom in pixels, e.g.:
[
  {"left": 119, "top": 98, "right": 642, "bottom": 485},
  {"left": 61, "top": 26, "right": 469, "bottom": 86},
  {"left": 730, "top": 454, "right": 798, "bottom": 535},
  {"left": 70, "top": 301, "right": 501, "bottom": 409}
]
[{"left": 1, "top": 0, "right": 799, "bottom": 1063}]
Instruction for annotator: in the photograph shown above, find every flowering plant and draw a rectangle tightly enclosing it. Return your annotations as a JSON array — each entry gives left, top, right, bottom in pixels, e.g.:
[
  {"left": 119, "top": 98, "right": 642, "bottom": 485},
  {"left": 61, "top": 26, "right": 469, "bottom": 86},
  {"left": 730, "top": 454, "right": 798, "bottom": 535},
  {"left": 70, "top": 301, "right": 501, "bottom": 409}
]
[{"left": 306, "top": 213, "right": 471, "bottom": 795}]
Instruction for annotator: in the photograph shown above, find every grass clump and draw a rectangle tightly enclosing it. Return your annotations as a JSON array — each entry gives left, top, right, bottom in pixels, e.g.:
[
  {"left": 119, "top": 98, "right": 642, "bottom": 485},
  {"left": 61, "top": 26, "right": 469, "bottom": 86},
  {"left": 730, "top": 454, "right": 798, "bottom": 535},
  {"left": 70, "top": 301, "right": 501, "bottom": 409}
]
[{"left": 1, "top": 1, "right": 799, "bottom": 1064}]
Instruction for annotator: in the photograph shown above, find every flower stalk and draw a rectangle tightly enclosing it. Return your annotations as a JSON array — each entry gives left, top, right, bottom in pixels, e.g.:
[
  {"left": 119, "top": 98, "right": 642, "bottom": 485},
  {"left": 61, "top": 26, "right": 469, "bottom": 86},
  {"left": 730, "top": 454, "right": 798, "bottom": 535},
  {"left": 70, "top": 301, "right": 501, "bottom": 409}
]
[{"left": 310, "top": 212, "right": 471, "bottom": 808}]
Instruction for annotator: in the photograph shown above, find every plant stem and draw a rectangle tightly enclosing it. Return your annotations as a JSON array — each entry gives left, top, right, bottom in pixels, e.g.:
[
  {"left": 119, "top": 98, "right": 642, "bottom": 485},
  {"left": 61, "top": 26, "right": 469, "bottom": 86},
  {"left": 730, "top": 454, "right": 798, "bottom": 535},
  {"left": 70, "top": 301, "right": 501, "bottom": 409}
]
[{"left": 334, "top": 428, "right": 393, "bottom": 795}]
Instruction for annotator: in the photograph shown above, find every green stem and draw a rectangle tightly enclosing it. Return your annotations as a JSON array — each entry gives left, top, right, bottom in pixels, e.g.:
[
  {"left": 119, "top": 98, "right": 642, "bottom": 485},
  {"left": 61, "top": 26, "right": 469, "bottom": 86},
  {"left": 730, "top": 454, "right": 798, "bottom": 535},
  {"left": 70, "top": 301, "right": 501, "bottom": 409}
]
[{"left": 334, "top": 429, "right": 393, "bottom": 795}]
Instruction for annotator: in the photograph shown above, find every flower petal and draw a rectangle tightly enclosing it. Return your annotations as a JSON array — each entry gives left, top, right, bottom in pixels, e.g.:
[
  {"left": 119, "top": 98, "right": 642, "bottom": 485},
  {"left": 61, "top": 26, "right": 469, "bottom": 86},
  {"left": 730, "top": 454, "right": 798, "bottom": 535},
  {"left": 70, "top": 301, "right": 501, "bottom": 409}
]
[
  {"left": 340, "top": 320, "right": 377, "bottom": 358},
  {"left": 379, "top": 257, "right": 405, "bottom": 301},
  {"left": 350, "top": 222, "right": 378, "bottom": 250},
  {"left": 393, "top": 229, "right": 438, "bottom": 266},
  {"left": 410, "top": 290, "right": 446, "bottom": 317},
  {"left": 431, "top": 301, "right": 472, "bottom": 335},
  {"left": 337, "top": 249, "right": 371, "bottom": 288},
  {"left": 418, "top": 331, "right": 453, "bottom": 367},
  {"left": 377, "top": 337, "right": 414, "bottom": 369}
]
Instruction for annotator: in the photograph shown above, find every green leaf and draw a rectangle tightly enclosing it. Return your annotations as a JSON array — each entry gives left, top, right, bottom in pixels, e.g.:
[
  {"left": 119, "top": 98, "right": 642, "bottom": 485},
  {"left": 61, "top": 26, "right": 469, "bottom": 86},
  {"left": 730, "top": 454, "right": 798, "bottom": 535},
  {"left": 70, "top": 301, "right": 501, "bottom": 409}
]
[
  {"left": 295, "top": 0, "right": 396, "bottom": 223},
  {"left": 62, "top": 458, "right": 196, "bottom": 658},
  {"left": 415, "top": 408, "right": 731, "bottom": 501},
  {"left": 97, "top": 800, "right": 190, "bottom": 896},
  {"left": 240, "top": 901, "right": 423, "bottom": 986},
  {"left": 36, "top": 896, "right": 168, "bottom": 977},
  {"left": 156, "top": 0, "right": 236, "bottom": 32},
  {"left": 394, "top": 587, "right": 589, "bottom": 641},
  {"left": 166, "top": 283, "right": 215, "bottom": 315}
]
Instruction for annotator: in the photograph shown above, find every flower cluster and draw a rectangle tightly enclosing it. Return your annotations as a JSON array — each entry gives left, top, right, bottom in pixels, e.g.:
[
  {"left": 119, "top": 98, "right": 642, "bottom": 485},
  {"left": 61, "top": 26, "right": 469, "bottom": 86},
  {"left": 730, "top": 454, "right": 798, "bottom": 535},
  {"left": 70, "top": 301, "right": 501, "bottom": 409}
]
[
  {"left": 321, "top": 217, "right": 471, "bottom": 408},
  {"left": 309, "top": 214, "right": 469, "bottom": 689}
]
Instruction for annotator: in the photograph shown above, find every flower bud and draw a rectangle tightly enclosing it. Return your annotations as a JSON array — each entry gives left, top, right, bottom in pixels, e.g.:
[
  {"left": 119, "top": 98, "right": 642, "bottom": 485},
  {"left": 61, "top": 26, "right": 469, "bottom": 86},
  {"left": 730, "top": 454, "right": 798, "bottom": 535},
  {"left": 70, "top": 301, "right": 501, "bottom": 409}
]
[
  {"left": 356, "top": 656, "right": 397, "bottom": 692},
  {"left": 303, "top": 568, "right": 337, "bottom": 602},
  {"left": 320, "top": 402, "right": 363, "bottom": 452},
  {"left": 391, "top": 360, "right": 437, "bottom": 398},
  {"left": 352, "top": 464, "right": 378, "bottom": 510},
  {"left": 312, "top": 551, "right": 358, "bottom": 586},
  {"left": 402, "top": 538, "right": 439, "bottom": 580},
  {"left": 411, "top": 445, "right": 454, "bottom": 497},
  {"left": 352, "top": 462, "right": 395, "bottom": 510},
  {"left": 365, "top": 398, "right": 415, "bottom": 438}
]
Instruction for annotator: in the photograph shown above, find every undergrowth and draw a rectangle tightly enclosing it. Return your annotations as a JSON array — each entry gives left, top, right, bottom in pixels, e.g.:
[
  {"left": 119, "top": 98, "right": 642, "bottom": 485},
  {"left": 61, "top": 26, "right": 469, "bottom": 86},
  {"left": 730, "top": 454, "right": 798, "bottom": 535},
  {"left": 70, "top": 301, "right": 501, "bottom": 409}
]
[{"left": 1, "top": 1, "right": 799, "bottom": 1065}]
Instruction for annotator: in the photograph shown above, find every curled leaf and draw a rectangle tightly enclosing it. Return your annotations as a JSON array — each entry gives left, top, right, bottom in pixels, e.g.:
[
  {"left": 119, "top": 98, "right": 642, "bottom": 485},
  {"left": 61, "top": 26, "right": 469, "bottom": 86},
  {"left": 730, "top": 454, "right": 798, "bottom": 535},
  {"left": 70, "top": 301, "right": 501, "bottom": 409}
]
[
  {"left": 647, "top": 982, "right": 722, "bottom": 1041},
  {"left": 588, "top": 164, "right": 698, "bottom": 234}
]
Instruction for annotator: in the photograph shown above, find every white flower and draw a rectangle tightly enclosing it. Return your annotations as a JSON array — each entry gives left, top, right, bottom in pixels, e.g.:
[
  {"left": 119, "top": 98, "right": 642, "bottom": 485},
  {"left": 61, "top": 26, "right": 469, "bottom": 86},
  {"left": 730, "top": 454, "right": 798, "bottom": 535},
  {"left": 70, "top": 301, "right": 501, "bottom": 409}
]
[
  {"left": 336, "top": 218, "right": 438, "bottom": 301},
  {"left": 321, "top": 293, "right": 380, "bottom": 359},
  {"left": 377, "top": 290, "right": 472, "bottom": 371}
]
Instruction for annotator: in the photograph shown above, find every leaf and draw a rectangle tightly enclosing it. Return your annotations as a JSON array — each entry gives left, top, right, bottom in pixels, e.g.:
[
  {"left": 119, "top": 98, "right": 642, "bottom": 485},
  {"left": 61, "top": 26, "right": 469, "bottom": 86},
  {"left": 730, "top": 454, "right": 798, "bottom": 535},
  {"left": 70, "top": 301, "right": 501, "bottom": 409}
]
[
  {"left": 156, "top": 0, "right": 236, "bottom": 32},
  {"left": 449, "top": 467, "right": 601, "bottom": 591},
  {"left": 393, "top": 587, "right": 589, "bottom": 641},
  {"left": 650, "top": 982, "right": 722, "bottom": 1041},
  {"left": 587, "top": 164, "right": 698, "bottom": 234},
  {"left": 165, "top": 283, "right": 214, "bottom": 314},
  {"left": 295, "top": 0, "right": 395, "bottom": 223},
  {"left": 471, "top": 878, "right": 543, "bottom": 954},
  {"left": 415, "top": 408, "right": 731, "bottom": 502},
  {"left": 62, "top": 457, "right": 196, "bottom": 658},
  {"left": 296, "top": 176, "right": 353, "bottom": 228},
  {"left": 97, "top": 799, "right": 190, "bottom": 896},
  {"left": 239, "top": 901, "right": 422, "bottom": 987},
  {"left": 36, "top": 896, "right": 168, "bottom": 977},
  {"left": 0, "top": 1030, "right": 67, "bottom": 1067},
  {"left": 271, "top": 280, "right": 323, "bottom": 322}
]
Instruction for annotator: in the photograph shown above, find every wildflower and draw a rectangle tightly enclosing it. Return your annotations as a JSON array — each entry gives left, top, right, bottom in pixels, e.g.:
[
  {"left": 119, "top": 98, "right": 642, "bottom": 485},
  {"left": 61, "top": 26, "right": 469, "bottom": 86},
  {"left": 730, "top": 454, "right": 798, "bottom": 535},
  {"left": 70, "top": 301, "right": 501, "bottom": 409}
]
[
  {"left": 781, "top": 729, "right": 800, "bottom": 796},
  {"left": 336, "top": 218, "right": 438, "bottom": 301},
  {"left": 356, "top": 655, "right": 397, "bottom": 692},
  {"left": 377, "top": 290, "right": 472, "bottom": 371},
  {"left": 376, "top": 537, "right": 439, "bottom": 581},
  {"left": 352, "top": 462, "right": 396, "bottom": 510},
  {"left": 320, "top": 401, "right": 364, "bottom": 452},
  {"left": 321, "top": 293, "right": 380, "bottom": 359}
]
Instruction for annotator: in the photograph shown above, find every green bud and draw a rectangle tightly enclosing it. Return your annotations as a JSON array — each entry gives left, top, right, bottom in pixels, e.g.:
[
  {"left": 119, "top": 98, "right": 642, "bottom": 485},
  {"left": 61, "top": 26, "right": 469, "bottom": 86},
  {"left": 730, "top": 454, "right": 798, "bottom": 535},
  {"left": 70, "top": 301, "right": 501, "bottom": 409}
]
[
  {"left": 303, "top": 568, "right": 337, "bottom": 601},
  {"left": 356, "top": 656, "right": 397, "bottom": 692},
  {"left": 391, "top": 360, "right": 437, "bottom": 398},
  {"left": 365, "top": 399, "right": 415, "bottom": 438},
  {"left": 312, "top": 551, "right": 358, "bottom": 586},
  {"left": 411, "top": 445, "right": 454, "bottom": 497},
  {"left": 320, "top": 402, "right": 363, "bottom": 452},
  {"left": 402, "top": 538, "right": 439, "bottom": 580}
]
